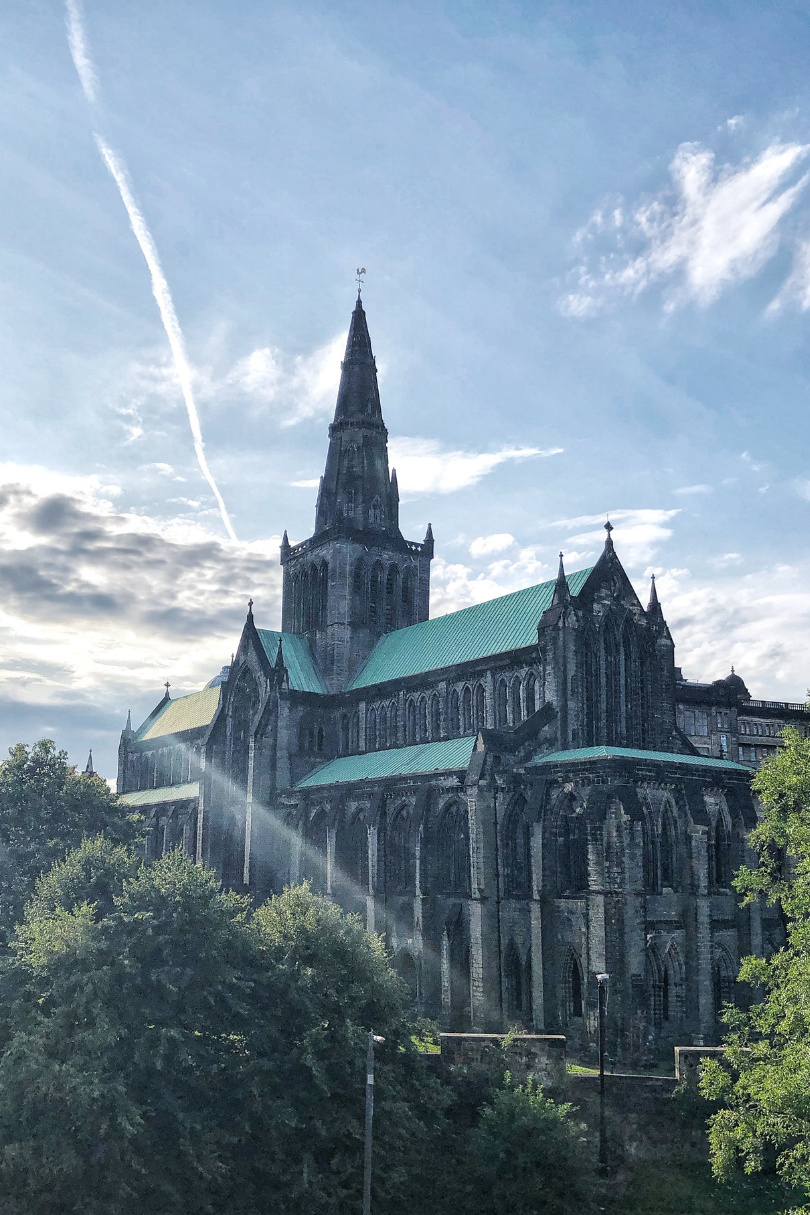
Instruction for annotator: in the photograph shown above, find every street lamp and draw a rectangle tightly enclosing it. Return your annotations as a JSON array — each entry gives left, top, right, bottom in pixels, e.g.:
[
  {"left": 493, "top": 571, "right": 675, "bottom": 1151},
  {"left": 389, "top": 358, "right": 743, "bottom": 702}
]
[
  {"left": 363, "top": 1032, "right": 386, "bottom": 1215},
  {"left": 596, "top": 973, "right": 610, "bottom": 1173}
]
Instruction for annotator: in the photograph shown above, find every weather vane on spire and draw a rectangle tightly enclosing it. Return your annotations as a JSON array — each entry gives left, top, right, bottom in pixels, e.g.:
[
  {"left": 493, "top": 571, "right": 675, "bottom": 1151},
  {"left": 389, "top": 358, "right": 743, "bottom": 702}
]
[{"left": 356, "top": 267, "right": 366, "bottom": 296}]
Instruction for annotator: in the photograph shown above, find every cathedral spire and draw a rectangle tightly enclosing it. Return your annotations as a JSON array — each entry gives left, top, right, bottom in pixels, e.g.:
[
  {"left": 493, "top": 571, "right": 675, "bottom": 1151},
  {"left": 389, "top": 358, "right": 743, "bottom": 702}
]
[
  {"left": 84, "top": 749, "right": 95, "bottom": 776},
  {"left": 648, "top": 573, "right": 659, "bottom": 610},
  {"left": 314, "top": 296, "right": 399, "bottom": 537},
  {"left": 552, "top": 551, "right": 570, "bottom": 605},
  {"left": 604, "top": 519, "right": 614, "bottom": 552}
]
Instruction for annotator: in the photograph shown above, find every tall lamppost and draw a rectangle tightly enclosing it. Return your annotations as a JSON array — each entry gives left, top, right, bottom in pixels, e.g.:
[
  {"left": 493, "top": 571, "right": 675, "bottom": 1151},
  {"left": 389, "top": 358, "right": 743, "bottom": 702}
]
[
  {"left": 363, "top": 1032, "right": 385, "bottom": 1215},
  {"left": 596, "top": 973, "right": 610, "bottom": 1174}
]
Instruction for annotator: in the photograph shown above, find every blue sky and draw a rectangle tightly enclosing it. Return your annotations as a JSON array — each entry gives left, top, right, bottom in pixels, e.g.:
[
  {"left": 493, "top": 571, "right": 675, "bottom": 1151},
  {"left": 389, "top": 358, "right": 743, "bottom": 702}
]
[{"left": 2, "top": 0, "right": 810, "bottom": 777}]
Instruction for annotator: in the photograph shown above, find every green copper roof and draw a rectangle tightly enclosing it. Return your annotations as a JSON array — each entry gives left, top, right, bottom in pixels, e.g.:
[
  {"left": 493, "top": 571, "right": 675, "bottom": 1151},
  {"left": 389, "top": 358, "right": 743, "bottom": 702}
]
[
  {"left": 295, "top": 736, "right": 476, "bottom": 789},
  {"left": 256, "top": 630, "right": 327, "bottom": 694},
  {"left": 139, "top": 688, "right": 220, "bottom": 741},
  {"left": 530, "top": 746, "right": 749, "bottom": 772},
  {"left": 348, "top": 568, "right": 592, "bottom": 690},
  {"left": 119, "top": 781, "right": 200, "bottom": 807}
]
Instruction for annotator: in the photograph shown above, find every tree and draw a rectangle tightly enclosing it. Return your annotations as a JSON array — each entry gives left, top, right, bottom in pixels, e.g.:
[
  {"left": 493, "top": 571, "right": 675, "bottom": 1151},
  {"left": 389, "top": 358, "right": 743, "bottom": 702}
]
[
  {"left": 701, "top": 726, "right": 810, "bottom": 1203},
  {"left": 0, "top": 844, "right": 444, "bottom": 1215},
  {"left": 0, "top": 739, "right": 138, "bottom": 939},
  {"left": 454, "top": 1074, "right": 597, "bottom": 1215}
]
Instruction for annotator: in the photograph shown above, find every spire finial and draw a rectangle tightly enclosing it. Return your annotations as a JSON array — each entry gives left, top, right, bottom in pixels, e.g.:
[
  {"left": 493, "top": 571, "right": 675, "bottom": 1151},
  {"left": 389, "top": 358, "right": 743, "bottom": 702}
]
[
  {"left": 84, "top": 749, "right": 95, "bottom": 776},
  {"left": 604, "top": 519, "right": 614, "bottom": 551},
  {"left": 356, "top": 266, "right": 366, "bottom": 298},
  {"left": 648, "top": 572, "right": 659, "bottom": 611},
  {"left": 247, "top": 598, "right": 254, "bottom": 622},
  {"left": 552, "top": 551, "right": 570, "bottom": 605},
  {"left": 164, "top": 681, "right": 171, "bottom": 697},
  {"left": 731, "top": 664, "right": 735, "bottom": 675},
  {"left": 125, "top": 709, "right": 132, "bottom": 731}
]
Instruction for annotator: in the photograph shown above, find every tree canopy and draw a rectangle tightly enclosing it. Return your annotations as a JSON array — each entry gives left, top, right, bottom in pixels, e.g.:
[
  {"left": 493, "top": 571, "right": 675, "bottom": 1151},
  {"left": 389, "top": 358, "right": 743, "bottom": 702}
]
[
  {"left": 0, "top": 739, "right": 138, "bottom": 939},
  {"left": 701, "top": 726, "right": 810, "bottom": 1202},
  {"left": 0, "top": 843, "right": 445, "bottom": 1215}
]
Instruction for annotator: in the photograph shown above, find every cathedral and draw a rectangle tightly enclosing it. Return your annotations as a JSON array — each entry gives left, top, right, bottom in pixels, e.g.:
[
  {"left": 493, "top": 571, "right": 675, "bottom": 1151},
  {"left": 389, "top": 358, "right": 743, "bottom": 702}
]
[{"left": 118, "top": 295, "right": 802, "bottom": 1062}]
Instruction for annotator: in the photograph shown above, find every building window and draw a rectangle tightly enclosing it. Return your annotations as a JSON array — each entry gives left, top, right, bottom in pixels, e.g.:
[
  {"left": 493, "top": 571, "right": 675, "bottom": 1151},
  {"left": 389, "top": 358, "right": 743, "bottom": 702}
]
[
  {"left": 406, "top": 699, "right": 417, "bottom": 744},
  {"left": 388, "top": 702, "right": 398, "bottom": 746},
  {"left": 503, "top": 796, "right": 531, "bottom": 897},
  {"left": 378, "top": 706, "right": 387, "bottom": 750},
  {"left": 567, "top": 952, "right": 584, "bottom": 1019},
  {"left": 449, "top": 688, "right": 460, "bottom": 735},
  {"left": 386, "top": 807, "right": 410, "bottom": 893},
  {"left": 430, "top": 694, "right": 441, "bottom": 739},
  {"left": 340, "top": 715, "right": 350, "bottom": 754},
  {"left": 418, "top": 697, "right": 428, "bottom": 743},
  {"left": 385, "top": 565, "right": 399, "bottom": 630},
  {"left": 510, "top": 677, "right": 522, "bottom": 726},
  {"left": 683, "top": 709, "right": 709, "bottom": 736},
  {"left": 525, "top": 671, "right": 537, "bottom": 716},
  {"left": 559, "top": 810, "right": 588, "bottom": 893},
  {"left": 496, "top": 679, "right": 508, "bottom": 728},
  {"left": 504, "top": 942, "right": 526, "bottom": 1021},
  {"left": 462, "top": 686, "right": 473, "bottom": 733},
  {"left": 367, "top": 708, "right": 377, "bottom": 752},
  {"left": 661, "top": 806, "right": 677, "bottom": 890},
  {"left": 473, "top": 683, "right": 486, "bottom": 731},
  {"left": 369, "top": 497, "right": 383, "bottom": 524},
  {"left": 437, "top": 801, "right": 470, "bottom": 895}
]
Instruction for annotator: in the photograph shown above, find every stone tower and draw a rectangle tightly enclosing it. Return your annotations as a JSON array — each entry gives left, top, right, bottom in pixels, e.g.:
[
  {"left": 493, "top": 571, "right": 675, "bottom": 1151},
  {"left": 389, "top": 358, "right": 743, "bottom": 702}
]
[{"left": 280, "top": 295, "right": 433, "bottom": 690}]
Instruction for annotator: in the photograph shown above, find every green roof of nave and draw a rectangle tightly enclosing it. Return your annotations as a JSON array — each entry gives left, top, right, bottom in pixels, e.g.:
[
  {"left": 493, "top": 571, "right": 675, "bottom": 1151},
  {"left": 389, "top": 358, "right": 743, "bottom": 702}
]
[
  {"left": 256, "top": 630, "right": 328, "bottom": 694},
  {"left": 295, "top": 736, "right": 477, "bottom": 788},
  {"left": 348, "top": 567, "right": 593, "bottom": 690},
  {"left": 138, "top": 686, "right": 221, "bottom": 741}
]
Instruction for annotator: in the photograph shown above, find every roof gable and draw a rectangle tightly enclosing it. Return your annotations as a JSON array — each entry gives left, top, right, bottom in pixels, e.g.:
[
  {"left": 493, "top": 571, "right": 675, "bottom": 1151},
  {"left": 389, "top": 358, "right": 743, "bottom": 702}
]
[
  {"left": 256, "top": 630, "right": 327, "bottom": 694},
  {"left": 138, "top": 687, "right": 221, "bottom": 741},
  {"left": 348, "top": 568, "right": 592, "bottom": 690}
]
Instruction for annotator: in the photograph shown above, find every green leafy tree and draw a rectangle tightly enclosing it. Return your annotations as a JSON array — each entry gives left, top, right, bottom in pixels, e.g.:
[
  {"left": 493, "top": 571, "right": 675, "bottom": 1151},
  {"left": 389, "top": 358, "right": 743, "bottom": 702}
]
[
  {"left": 0, "top": 844, "right": 444, "bottom": 1215},
  {"left": 0, "top": 739, "right": 138, "bottom": 938},
  {"left": 701, "top": 726, "right": 810, "bottom": 1206},
  {"left": 453, "top": 1074, "right": 598, "bottom": 1215}
]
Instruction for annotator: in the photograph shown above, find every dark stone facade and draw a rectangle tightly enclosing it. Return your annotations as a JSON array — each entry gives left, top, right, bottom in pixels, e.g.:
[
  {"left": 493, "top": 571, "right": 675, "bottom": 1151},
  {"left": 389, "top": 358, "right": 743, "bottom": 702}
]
[{"left": 118, "top": 296, "right": 802, "bottom": 1063}]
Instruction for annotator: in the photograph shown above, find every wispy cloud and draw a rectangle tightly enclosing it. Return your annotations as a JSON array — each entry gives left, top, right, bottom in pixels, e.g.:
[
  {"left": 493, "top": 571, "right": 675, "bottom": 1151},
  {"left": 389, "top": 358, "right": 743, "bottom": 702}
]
[
  {"left": 674, "top": 483, "right": 712, "bottom": 495},
  {"left": 388, "top": 438, "right": 561, "bottom": 497},
  {"left": 559, "top": 140, "right": 810, "bottom": 316},
  {"left": 64, "top": 1, "right": 236, "bottom": 541},
  {"left": 544, "top": 507, "right": 679, "bottom": 566}
]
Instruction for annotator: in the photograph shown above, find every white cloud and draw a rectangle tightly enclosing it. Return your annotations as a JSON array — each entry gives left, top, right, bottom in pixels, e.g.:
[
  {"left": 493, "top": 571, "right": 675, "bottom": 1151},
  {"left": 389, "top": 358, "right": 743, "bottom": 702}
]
[
  {"left": 741, "top": 450, "right": 766, "bottom": 472},
  {"left": 388, "top": 438, "right": 561, "bottom": 497},
  {"left": 543, "top": 508, "right": 679, "bottom": 566},
  {"left": 468, "top": 533, "right": 515, "bottom": 557},
  {"left": 560, "top": 140, "right": 810, "bottom": 316},
  {"left": 218, "top": 333, "right": 345, "bottom": 426},
  {"left": 291, "top": 478, "right": 321, "bottom": 488},
  {"left": 674, "top": 484, "right": 712, "bottom": 495},
  {"left": 709, "top": 552, "right": 743, "bottom": 567},
  {"left": 768, "top": 234, "right": 810, "bottom": 313}
]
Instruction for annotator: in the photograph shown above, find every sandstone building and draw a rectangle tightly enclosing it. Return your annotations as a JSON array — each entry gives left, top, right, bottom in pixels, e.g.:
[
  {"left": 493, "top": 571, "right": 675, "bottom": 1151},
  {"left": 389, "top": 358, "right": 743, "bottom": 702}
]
[{"left": 118, "top": 296, "right": 803, "bottom": 1061}]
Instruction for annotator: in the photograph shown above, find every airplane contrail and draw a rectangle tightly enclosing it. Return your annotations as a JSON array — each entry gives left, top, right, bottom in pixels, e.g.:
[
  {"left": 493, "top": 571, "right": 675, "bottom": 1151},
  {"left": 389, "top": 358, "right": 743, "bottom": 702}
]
[{"left": 64, "top": 0, "right": 237, "bottom": 542}]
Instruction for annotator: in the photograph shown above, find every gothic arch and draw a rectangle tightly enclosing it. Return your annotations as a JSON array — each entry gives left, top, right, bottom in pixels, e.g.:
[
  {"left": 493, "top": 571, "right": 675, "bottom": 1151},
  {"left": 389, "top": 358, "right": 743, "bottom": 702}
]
[
  {"left": 510, "top": 676, "right": 522, "bottom": 725},
  {"left": 496, "top": 678, "right": 508, "bottom": 728},
  {"left": 525, "top": 670, "right": 537, "bottom": 717},
  {"left": 385, "top": 805, "right": 411, "bottom": 893},
  {"left": 436, "top": 800, "right": 470, "bottom": 896},
  {"left": 622, "top": 617, "right": 641, "bottom": 746},
  {"left": 418, "top": 696, "right": 428, "bottom": 743},
  {"left": 406, "top": 698, "right": 417, "bottom": 745},
  {"left": 461, "top": 685, "right": 473, "bottom": 733},
  {"left": 387, "top": 701, "right": 398, "bottom": 747},
  {"left": 601, "top": 616, "right": 622, "bottom": 746},
  {"left": 581, "top": 627, "right": 600, "bottom": 746},
  {"left": 710, "top": 806, "right": 733, "bottom": 890},
  {"left": 367, "top": 707, "right": 377, "bottom": 752},
  {"left": 401, "top": 567, "right": 415, "bottom": 626},
  {"left": 473, "top": 682, "right": 486, "bottom": 731},
  {"left": 340, "top": 714, "right": 350, "bottom": 754},
  {"left": 385, "top": 565, "right": 399, "bottom": 630},
  {"left": 557, "top": 799, "right": 589, "bottom": 895},
  {"left": 713, "top": 944, "right": 736, "bottom": 1021},
  {"left": 564, "top": 949, "right": 584, "bottom": 1021},
  {"left": 502, "top": 794, "right": 532, "bottom": 897},
  {"left": 303, "top": 808, "right": 328, "bottom": 893},
  {"left": 430, "top": 693, "right": 441, "bottom": 740},
  {"left": 377, "top": 705, "right": 387, "bottom": 751},
  {"left": 369, "top": 560, "right": 385, "bottom": 629},
  {"left": 335, "top": 809, "right": 369, "bottom": 903},
  {"left": 504, "top": 941, "right": 528, "bottom": 1023},
  {"left": 353, "top": 558, "right": 366, "bottom": 626},
  {"left": 660, "top": 799, "right": 678, "bottom": 890},
  {"left": 449, "top": 687, "right": 460, "bottom": 735}
]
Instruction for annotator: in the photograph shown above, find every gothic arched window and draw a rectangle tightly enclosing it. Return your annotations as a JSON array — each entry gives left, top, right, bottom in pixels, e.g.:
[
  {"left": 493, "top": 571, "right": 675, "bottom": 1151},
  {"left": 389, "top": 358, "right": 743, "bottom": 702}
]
[
  {"left": 385, "top": 807, "right": 410, "bottom": 893},
  {"left": 559, "top": 807, "right": 588, "bottom": 894},
  {"left": 603, "top": 622, "right": 621, "bottom": 746},
  {"left": 337, "top": 812, "right": 368, "bottom": 893},
  {"left": 230, "top": 668, "right": 260, "bottom": 794},
  {"left": 388, "top": 702, "right": 398, "bottom": 746},
  {"left": 504, "top": 942, "right": 525, "bottom": 1020},
  {"left": 661, "top": 804, "right": 677, "bottom": 889},
  {"left": 503, "top": 796, "right": 532, "bottom": 897},
  {"left": 418, "top": 697, "right": 428, "bottom": 742},
  {"left": 406, "top": 699, "right": 417, "bottom": 745},
  {"left": 712, "top": 812, "right": 732, "bottom": 889},
  {"left": 437, "top": 801, "right": 470, "bottom": 895},
  {"left": 340, "top": 714, "right": 350, "bottom": 754},
  {"left": 462, "top": 686, "right": 473, "bottom": 733},
  {"left": 527, "top": 670, "right": 539, "bottom": 717},
  {"left": 369, "top": 561, "right": 385, "bottom": 628},
  {"left": 369, "top": 497, "right": 383, "bottom": 524},
  {"left": 496, "top": 679, "right": 508, "bottom": 728},
  {"left": 449, "top": 688, "right": 460, "bottom": 735},
  {"left": 385, "top": 565, "right": 399, "bottom": 630},
  {"left": 713, "top": 948, "right": 735, "bottom": 1020},
  {"left": 474, "top": 683, "right": 486, "bottom": 731},
  {"left": 304, "top": 810, "right": 328, "bottom": 892},
  {"left": 430, "top": 693, "right": 441, "bottom": 740},
  {"left": 567, "top": 951, "right": 584, "bottom": 1019},
  {"left": 510, "top": 677, "right": 522, "bottom": 725},
  {"left": 401, "top": 567, "right": 415, "bottom": 626},
  {"left": 350, "top": 712, "right": 359, "bottom": 752},
  {"left": 367, "top": 707, "right": 377, "bottom": 752},
  {"left": 316, "top": 726, "right": 324, "bottom": 753},
  {"left": 622, "top": 620, "right": 639, "bottom": 746},
  {"left": 353, "top": 559, "right": 366, "bottom": 626},
  {"left": 317, "top": 560, "right": 329, "bottom": 629},
  {"left": 378, "top": 705, "right": 387, "bottom": 751}
]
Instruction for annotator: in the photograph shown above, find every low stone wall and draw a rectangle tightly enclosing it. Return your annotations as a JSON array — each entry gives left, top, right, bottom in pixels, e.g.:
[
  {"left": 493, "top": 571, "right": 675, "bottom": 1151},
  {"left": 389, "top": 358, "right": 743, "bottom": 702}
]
[
  {"left": 674, "top": 1045, "right": 726, "bottom": 1085},
  {"left": 439, "top": 1033, "right": 567, "bottom": 1087}
]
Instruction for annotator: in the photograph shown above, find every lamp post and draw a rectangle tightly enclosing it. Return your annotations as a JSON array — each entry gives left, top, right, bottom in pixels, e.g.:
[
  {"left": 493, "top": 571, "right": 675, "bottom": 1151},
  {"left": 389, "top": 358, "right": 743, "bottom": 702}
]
[
  {"left": 363, "top": 1032, "right": 385, "bottom": 1215},
  {"left": 596, "top": 973, "right": 610, "bottom": 1174}
]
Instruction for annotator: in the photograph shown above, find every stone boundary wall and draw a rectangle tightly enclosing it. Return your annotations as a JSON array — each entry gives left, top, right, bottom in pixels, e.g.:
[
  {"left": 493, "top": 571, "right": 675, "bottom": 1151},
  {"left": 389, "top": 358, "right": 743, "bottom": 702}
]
[
  {"left": 439, "top": 1033, "right": 567, "bottom": 1087},
  {"left": 674, "top": 1045, "right": 726, "bottom": 1085}
]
